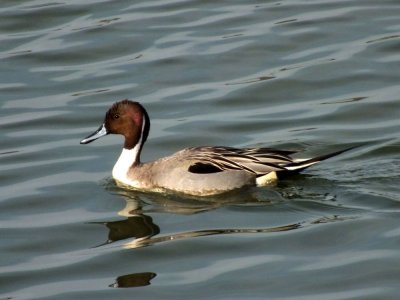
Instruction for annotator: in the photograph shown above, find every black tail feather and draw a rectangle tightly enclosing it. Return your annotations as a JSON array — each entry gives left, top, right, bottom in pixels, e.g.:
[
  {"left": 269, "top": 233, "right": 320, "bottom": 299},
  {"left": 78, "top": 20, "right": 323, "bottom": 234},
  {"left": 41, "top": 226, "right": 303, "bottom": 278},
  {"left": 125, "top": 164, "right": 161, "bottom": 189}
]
[{"left": 277, "top": 145, "right": 358, "bottom": 179}]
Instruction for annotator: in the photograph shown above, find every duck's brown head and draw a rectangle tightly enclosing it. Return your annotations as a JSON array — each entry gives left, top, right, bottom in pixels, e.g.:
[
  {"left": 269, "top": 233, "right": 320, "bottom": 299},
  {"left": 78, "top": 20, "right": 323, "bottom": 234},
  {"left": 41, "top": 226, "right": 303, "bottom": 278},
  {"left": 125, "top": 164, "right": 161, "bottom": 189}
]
[{"left": 80, "top": 99, "right": 150, "bottom": 150}]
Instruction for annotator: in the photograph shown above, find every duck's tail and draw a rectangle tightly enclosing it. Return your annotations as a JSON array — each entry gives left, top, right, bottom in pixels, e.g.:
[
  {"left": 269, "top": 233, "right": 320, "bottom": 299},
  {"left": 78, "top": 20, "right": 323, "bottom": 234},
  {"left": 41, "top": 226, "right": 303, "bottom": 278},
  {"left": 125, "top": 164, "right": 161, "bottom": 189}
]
[{"left": 278, "top": 146, "right": 357, "bottom": 178}]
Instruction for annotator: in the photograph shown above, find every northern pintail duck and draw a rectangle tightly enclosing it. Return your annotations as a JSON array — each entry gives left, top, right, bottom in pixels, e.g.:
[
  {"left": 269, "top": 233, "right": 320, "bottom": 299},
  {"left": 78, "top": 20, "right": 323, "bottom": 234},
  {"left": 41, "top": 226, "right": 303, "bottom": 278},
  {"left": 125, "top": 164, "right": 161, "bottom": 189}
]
[{"left": 80, "top": 99, "right": 351, "bottom": 196}]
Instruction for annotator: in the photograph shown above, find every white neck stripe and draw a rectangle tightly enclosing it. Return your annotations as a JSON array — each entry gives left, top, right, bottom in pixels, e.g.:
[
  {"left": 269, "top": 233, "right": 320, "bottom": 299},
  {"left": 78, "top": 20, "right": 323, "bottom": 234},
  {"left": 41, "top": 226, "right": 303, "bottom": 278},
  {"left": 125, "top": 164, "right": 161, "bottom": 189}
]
[{"left": 111, "top": 114, "right": 147, "bottom": 184}]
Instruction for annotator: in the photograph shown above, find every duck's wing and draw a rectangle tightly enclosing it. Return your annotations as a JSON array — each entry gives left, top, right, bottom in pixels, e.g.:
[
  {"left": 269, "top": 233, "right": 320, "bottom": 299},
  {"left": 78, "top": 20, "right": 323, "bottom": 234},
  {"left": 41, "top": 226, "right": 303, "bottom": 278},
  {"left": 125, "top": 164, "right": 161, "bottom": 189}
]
[
  {"left": 186, "top": 146, "right": 356, "bottom": 176},
  {"left": 186, "top": 146, "right": 296, "bottom": 175}
]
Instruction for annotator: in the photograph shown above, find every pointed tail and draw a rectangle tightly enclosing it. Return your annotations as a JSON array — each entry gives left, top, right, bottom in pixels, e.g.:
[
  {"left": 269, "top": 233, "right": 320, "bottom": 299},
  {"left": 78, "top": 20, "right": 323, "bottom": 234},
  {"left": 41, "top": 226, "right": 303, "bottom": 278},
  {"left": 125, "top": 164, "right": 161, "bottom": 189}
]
[{"left": 281, "top": 145, "right": 358, "bottom": 175}]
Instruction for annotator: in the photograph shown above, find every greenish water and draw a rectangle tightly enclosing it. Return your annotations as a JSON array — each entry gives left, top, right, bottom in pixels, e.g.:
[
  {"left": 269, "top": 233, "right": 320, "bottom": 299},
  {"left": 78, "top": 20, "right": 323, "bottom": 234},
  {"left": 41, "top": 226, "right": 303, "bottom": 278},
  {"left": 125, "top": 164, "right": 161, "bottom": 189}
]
[{"left": 1, "top": 0, "right": 400, "bottom": 299}]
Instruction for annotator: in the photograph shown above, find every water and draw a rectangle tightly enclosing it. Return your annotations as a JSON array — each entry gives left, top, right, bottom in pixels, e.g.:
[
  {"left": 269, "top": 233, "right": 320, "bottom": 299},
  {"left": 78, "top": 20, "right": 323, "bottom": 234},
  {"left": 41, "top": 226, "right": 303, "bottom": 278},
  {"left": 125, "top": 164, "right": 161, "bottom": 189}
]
[{"left": 1, "top": 0, "right": 400, "bottom": 299}]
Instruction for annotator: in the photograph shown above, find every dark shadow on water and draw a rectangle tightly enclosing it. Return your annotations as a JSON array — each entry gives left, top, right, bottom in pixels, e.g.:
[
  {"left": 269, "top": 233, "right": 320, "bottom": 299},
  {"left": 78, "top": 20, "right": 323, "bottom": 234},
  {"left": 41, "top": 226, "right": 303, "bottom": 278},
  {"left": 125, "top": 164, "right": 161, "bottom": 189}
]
[
  {"left": 109, "top": 272, "right": 156, "bottom": 288},
  {"left": 91, "top": 214, "right": 160, "bottom": 247}
]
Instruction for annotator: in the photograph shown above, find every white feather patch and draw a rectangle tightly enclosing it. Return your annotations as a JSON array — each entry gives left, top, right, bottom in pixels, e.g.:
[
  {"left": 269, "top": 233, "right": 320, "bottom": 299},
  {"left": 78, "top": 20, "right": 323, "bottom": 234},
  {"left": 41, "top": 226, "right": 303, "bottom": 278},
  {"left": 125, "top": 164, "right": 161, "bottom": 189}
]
[
  {"left": 285, "top": 159, "right": 318, "bottom": 171},
  {"left": 112, "top": 112, "right": 147, "bottom": 187},
  {"left": 112, "top": 147, "right": 141, "bottom": 186},
  {"left": 256, "top": 171, "right": 278, "bottom": 186}
]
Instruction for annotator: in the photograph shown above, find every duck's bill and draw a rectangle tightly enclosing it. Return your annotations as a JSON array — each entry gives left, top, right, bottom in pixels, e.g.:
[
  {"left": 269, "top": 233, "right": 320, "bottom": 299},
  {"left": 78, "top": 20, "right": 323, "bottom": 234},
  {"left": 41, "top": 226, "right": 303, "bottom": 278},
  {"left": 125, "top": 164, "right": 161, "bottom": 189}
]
[{"left": 80, "top": 123, "right": 108, "bottom": 144}]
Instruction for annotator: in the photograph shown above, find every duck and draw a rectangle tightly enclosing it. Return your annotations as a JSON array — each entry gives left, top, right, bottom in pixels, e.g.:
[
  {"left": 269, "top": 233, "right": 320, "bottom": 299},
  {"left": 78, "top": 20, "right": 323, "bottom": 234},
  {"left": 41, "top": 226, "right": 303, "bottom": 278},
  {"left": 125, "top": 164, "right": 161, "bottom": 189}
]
[{"left": 80, "top": 99, "right": 352, "bottom": 196}]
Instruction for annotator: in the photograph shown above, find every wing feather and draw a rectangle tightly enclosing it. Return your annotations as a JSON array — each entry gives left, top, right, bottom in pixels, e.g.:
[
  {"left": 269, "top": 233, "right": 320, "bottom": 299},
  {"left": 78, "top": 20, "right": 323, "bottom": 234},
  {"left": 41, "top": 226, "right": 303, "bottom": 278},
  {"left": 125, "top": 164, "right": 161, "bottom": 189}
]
[{"left": 187, "top": 146, "right": 294, "bottom": 175}]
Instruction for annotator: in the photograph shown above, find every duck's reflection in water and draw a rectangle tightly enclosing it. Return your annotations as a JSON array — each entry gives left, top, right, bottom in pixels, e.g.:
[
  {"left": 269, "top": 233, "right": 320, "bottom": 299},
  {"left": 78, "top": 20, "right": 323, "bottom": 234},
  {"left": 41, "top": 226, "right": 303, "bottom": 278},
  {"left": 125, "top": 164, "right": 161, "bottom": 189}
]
[
  {"left": 97, "top": 183, "right": 301, "bottom": 288},
  {"left": 123, "top": 222, "right": 301, "bottom": 249},
  {"left": 111, "top": 183, "right": 282, "bottom": 216},
  {"left": 96, "top": 178, "right": 354, "bottom": 287},
  {"left": 109, "top": 272, "right": 156, "bottom": 288},
  {"left": 97, "top": 184, "right": 301, "bottom": 249},
  {"left": 93, "top": 214, "right": 160, "bottom": 247}
]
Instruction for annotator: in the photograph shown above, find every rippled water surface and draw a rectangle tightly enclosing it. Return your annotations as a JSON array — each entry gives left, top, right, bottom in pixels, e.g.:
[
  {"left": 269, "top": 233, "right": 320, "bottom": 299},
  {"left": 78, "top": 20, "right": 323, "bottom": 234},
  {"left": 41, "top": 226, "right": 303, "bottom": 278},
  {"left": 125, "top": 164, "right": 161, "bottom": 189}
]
[{"left": 1, "top": 0, "right": 400, "bottom": 299}]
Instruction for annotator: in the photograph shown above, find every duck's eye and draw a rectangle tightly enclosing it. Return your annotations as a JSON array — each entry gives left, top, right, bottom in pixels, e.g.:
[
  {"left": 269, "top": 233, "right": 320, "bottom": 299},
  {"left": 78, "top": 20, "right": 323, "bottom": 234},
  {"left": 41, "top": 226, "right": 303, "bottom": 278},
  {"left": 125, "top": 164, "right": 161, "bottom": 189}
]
[{"left": 113, "top": 114, "right": 120, "bottom": 119}]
